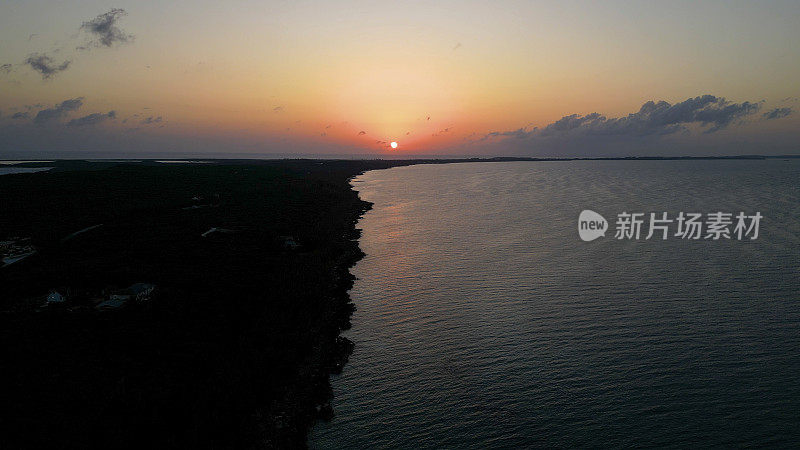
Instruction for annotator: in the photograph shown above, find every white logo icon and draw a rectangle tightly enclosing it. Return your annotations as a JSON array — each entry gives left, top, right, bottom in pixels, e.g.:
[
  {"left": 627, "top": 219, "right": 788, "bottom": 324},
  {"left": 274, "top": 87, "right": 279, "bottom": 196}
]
[{"left": 579, "top": 210, "right": 607, "bottom": 241}]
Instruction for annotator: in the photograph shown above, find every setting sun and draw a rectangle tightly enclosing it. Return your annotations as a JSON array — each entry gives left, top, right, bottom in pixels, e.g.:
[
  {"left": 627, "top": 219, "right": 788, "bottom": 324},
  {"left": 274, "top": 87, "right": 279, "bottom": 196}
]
[{"left": 390, "top": 141, "right": 398, "bottom": 149}]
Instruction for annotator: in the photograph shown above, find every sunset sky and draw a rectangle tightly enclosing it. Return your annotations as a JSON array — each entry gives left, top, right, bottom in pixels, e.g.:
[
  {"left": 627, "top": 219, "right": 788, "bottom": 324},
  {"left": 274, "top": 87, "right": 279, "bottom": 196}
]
[{"left": 1, "top": 0, "right": 798, "bottom": 157}]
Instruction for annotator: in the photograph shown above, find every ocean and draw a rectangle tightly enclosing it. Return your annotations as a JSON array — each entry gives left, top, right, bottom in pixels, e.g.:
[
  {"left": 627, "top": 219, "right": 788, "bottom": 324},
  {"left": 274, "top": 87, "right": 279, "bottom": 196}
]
[{"left": 310, "top": 160, "right": 800, "bottom": 448}]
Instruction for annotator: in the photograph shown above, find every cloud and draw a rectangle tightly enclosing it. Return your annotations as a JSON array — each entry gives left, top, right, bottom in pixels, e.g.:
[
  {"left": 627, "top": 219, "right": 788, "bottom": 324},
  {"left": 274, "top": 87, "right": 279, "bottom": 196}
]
[
  {"left": 545, "top": 95, "right": 759, "bottom": 136},
  {"left": 453, "top": 42, "right": 462, "bottom": 51},
  {"left": 141, "top": 116, "right": 162, "bottom": 124},
  {"left": 358, "top": 130, "right": 366, "bottom": 135},
  {"left": 763, "top": 107, "right": 793, "bottom": 120},
  {"left": 25, "top": 54, "right": 72, "bottom": 79},
  {"left": 67, "top": 110, "right": 116, "bottom": 127},
  {"left": 81, "top": 9, "right": 133, "bottom": 47},
  {"left": 11, "top": 112, "right": 30, "bottom": 120},
  {"left": 470, "top": 95, "right": 779, "bottom": 156},
  {"left": 483, "top": 95, "right": 761, "bottom": 142},
  {"left": 33, "top": 98, "right": 83, "bottom": 124},
  {"left": 0, "top": 63, "right": 12, "bottom": 74},
  {"left": 273, "top": 106, "right": 284, "bottom": 113}
]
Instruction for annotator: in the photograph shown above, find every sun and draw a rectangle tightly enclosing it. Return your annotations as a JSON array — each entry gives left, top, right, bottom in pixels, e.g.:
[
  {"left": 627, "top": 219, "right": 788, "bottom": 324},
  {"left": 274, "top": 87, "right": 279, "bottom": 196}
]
[{"left": 390, "top": 141, "right": 398, "bottom": 149}]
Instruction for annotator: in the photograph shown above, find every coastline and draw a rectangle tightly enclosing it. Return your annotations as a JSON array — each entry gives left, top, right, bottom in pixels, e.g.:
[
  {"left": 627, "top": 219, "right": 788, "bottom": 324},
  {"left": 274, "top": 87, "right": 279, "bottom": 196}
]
[
  {"left": 1, "top": 157, "right": 797, "bottom": 448},
  {"left": 0, "top": 159, "right": 418, "bottom": 449},
  {"left": 253, "top": 171, "right": 375, "bottom": 447}
]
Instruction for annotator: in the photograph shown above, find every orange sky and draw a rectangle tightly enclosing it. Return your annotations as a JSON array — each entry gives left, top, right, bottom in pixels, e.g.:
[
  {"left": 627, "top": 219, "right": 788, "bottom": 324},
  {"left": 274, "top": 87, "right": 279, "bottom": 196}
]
[{"left": 1, "top": 1, "right": 799, "bottom": 156}]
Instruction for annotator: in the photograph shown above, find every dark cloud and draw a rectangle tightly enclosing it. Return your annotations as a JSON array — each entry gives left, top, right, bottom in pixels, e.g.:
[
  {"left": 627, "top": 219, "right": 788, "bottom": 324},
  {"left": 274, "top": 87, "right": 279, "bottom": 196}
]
[
  {"left": 497, "top": 95, "right": 763, "bottom": 140},
  {"left": 473, "top": 95, "right": 773, "bottom": 156},
  {"left": 141, "top": 116, "right": 162, "bottom": 124},
  {"left": 11, "top": 111, "right": 30, "bottom": 120},
  {"left": 33, "top": 98, "right": 83, "bottom": 125},
  {"left": 0, "top": 63, "right": 12, "bottom": 74},
  {"left": 25, "top": 54, "right": 72, "bottom": 79},
  {"left": 67, "top": 110, "right": 116, "bottom": 127},
  {"left": 358, "top": 130, "right": 366, "bottom": 135},
  {"left": 763, "top": 107, "right": 793, "bottom": 120},
  {"left": 81, "top": 9, "right": 133, "bottom": 47}
]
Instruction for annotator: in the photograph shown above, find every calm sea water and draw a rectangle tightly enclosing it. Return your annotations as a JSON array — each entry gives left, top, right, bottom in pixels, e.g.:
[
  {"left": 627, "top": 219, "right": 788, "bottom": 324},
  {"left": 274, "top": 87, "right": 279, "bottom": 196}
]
[{"left": 310, "top": 160, "right": 800, "bottom": 448}]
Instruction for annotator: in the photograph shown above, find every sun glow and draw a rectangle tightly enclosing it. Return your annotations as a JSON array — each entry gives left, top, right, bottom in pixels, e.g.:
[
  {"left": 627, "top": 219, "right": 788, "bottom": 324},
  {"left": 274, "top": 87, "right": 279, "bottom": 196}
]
[{"left": 390, "top": 141, "right": 398, "bottom": 149}]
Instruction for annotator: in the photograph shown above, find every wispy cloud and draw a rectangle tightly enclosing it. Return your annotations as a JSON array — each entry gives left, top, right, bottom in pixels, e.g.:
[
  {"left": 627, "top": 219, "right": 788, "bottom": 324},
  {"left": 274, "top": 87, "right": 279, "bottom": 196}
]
[
  {"left": 25, "top": 54, "right": 72, "bottom": 80},
  {"left": 33, "top": 98, "right": 83, "bottom": 124},
  {"left": 141, "top": 116, "right": 162, "bottom": 125},
  {"left": 80, "top": 9, "right": 133, "bottom": 48},
  {"left": 67, "top": 111, "right": 116, "bottom": 127},
  {"left": 763, "top": 107, "right": 793, "bottom": 120}
]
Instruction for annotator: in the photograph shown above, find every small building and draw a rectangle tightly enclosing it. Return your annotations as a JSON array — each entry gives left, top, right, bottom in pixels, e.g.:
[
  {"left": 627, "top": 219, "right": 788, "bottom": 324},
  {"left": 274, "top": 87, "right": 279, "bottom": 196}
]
[
  {"left": 46, "top": 290, "right": 66, "bottom": 304},
  {"left": 128, "top": 283, "right": 156, "bottom": 301},
  {"left": 1, "top": 237, "right": 36, "bottom": 267},
  {"left": 109, "top": 291, "right": 132, "bottom": 302},
  {"left": 109, "top": 283, "right": 156, "bottom": 303},
  {"left": 96, "top": 298, "right": 126, "bottom": 310}
]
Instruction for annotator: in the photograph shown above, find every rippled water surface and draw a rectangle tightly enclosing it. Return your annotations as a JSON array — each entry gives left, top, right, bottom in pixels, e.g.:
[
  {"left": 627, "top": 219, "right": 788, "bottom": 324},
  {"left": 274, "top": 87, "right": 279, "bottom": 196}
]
[{"left": 310, "top": 160, "right": 800, "bottom": 448}]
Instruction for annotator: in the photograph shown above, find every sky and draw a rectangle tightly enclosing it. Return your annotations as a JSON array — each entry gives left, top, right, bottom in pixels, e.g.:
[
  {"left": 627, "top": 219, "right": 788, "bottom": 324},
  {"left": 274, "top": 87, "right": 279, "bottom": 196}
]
[{"left": 0, "top": 0, "right": 799, "bottom": 157}]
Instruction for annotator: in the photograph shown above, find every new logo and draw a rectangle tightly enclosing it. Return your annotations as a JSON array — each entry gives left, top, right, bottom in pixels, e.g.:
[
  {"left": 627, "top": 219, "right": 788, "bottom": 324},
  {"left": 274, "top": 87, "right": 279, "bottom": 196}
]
[{"left": 578, "top": 210, "right": 607, "bottom": 241}]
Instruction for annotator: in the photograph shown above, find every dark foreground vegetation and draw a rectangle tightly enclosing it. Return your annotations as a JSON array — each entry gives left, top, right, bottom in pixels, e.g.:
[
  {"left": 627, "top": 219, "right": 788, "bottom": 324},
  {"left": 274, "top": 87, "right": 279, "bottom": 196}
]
[{"left": 0, "top": 159, "right": 444, "bottom": 449}]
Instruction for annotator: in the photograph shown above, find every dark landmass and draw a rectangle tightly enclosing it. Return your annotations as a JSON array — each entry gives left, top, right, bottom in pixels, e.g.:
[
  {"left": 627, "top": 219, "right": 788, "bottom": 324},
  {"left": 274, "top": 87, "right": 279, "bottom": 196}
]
[
  {"left": 0, "top": 155, "right": 795, "bottom": 448},
  {"left": 0, "top": 159, "right": 437, "bottom": 449},
  {"left": 7, "top": 154, "right": 797, "bottom": 174}
]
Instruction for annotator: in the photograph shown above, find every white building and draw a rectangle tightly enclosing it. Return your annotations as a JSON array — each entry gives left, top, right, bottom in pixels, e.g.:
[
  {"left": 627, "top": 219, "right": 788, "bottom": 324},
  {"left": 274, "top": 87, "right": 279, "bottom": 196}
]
[
  {"left": 46, "top": 290, "right": 66, "bottom": 304},
  {"left": 108, "top": 283, "right": 156, "bottom": 304}
]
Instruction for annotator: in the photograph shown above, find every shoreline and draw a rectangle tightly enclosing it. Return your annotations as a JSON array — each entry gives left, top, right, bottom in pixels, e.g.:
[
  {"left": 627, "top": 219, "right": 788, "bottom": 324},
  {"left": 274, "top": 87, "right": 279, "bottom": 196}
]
[
  {"left": 0, "top": 159, "right": 425, "bottom": 448},
  {"left": 255, "top": 172, "right": 375, "bottom": 447}
]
